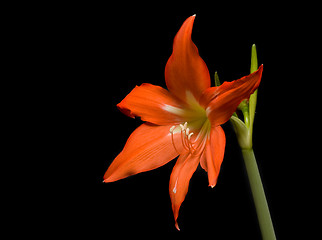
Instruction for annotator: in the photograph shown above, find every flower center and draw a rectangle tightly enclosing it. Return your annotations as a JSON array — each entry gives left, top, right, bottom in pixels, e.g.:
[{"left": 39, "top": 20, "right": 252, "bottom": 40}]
[{"left": 169, "top": 119, "right": 210, "bottom": 156}]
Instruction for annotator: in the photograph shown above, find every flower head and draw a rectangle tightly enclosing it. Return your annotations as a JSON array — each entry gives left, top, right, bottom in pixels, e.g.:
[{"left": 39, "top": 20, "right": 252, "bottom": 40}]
[{"left": 103, "top": 15, "right": 263, "bottom": 230}]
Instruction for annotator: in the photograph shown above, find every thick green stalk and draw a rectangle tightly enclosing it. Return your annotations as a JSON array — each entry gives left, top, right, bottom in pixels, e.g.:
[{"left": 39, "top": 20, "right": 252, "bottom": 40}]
[
  {"left": 230, "top": 44, "right": 276, "bottom": 238},
  {"left": 241, "top": 149, "right": 276, "bottom": 240}
]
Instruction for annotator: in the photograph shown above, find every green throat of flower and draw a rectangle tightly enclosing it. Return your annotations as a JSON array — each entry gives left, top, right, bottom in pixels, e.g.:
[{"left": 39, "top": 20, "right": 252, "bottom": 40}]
[{"left": 169, "top": 108, "right": 210, "bottom": 156}]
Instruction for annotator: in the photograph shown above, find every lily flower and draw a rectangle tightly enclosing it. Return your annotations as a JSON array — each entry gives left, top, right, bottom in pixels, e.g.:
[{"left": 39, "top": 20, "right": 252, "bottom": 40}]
[{"left": 103, "top": 15, "right": 263, "bottom": 230}]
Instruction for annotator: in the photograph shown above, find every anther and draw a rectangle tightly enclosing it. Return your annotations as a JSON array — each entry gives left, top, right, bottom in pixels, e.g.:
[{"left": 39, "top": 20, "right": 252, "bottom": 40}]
[
  {"left": 169, "top": 125, "right": 176, "bottom": 133},
  {"left": 188, "top": 132, "right": 194, "bottom": 140},
  {"left": 185, "top": 128, "right": 190, "bottom": 136},
  {"left": 179, "top": 122, "right": 188, "bottom": 131}
]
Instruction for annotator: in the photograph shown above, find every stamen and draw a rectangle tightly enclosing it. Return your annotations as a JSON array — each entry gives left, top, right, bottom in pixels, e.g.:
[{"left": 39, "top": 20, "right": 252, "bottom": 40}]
[
  {"left": 169, "top": 125, "right": 176, "bottom": 133},
  {"left": 169, "top": 121, "right": 209, "bottom": 156},
  {"left": 180, "top": 129, "right": 190, "bottom": 151},
  {"left": 185, "top": 128, "right": 190, "bottom": 136},
  {"left": 169, "top": 125, "right": 180, "bottom": 154},
  {"left": 188, "top": 132, "right": 194, "bottom": 140},
  {"left": 191, "top": 136, "right": 207, "bottom": 156},
  {"left": 180, "top": 123, "right": 196, "bottom": 153},
  {"left": 190, "top": 121, "right": 210, "bottom": 156}
]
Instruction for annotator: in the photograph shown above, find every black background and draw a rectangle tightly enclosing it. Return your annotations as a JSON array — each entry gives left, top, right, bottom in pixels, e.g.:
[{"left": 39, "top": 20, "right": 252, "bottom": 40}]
[{"left": 30, "top": 2, "right": 319, "bottom": 239}]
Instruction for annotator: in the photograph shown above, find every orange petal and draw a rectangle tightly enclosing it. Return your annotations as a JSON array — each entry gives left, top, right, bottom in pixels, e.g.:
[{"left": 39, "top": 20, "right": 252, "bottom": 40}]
[
  {"left": 201, "top": 65, "right": 263, "bottom": 126},
  {"left": 104, "top": 124, "right": 184, "bottom": 183},
  {"left": 165, "top": 15, "right": 210, "bottom": 104},
  {"left": 117, "top": 83, "right": 187, "bottom": 125},
  {"left": 169, "top": 152, "right": 200, "bottom": 230},
  {"left": 200, "top": 126, "right": 226, "bottom": 187}
]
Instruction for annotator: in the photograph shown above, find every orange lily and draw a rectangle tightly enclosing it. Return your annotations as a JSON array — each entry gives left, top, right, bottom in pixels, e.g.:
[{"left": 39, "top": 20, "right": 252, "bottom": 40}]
[{"left": 104, "top": 15, "right": 263, "bottom": 230}]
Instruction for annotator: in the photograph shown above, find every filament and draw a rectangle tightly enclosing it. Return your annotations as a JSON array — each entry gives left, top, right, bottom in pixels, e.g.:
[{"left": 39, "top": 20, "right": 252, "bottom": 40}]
[{"left": 169, "top": 121, "right": 209, "bottom": 156}]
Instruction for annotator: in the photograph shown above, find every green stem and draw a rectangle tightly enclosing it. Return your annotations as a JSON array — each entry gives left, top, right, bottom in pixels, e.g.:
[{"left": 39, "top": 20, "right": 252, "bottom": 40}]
[{"left": 241, "top": 149, "right": 276, "bottom": 240}]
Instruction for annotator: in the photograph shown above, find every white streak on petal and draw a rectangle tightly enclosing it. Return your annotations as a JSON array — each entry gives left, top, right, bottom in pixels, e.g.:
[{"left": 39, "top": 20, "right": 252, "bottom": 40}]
[
  {"left": 173, "top": 179, "right": 178, "bottom": 194},
  {"left": 163, "top": 104, "right": 186, "bottom": 116},
  {"left": 206, "top": 106, "right": 212, "bottom": 117}
]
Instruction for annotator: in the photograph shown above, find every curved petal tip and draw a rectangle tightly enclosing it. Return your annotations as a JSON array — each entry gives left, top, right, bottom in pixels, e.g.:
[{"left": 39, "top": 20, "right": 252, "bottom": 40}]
[
  {"left": 165, "top": 14, "right": 211, "bottom": 103},
  {"left": 175, "top": 222, "right": 180, "bottom": 231}
]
